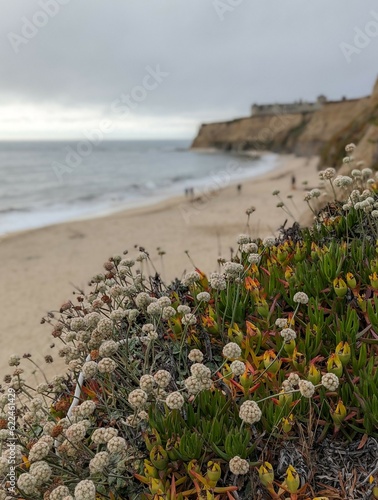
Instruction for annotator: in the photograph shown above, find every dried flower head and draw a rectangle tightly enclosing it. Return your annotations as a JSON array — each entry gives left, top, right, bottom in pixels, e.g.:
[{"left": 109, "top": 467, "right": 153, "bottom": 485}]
[
  {"left": 293, "top": 292, "right": 309, "bottom": 304},
  {"left": 280, "top": 328, "right": 297, "bottom": 342},
  {"left": 298, "top": 380, "right": 315, "bottom": 398},
  {"left": 166, "top": 391, "right": 185, "bottom": 410},
  {"left": 128, "top": 389, "right": 148, "bottom": 409},
  {"left": 188, "top": 349, "right": 204, "bottom": 363},
  {"left": 230, "top": 360, "right": 246, "bottom": 376}
]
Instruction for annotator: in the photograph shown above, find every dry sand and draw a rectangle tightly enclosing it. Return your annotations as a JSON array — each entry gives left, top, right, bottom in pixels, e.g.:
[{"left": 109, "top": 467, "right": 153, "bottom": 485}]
[{"left": 0, "top": 154, "right": 320, "bottom": 379}]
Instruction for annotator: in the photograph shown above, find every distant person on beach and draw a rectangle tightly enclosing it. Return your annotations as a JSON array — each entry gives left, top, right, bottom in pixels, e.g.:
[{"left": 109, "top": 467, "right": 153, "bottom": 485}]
[
  {"left": 291, "top": 175, "right": 296, "bottom": 190},
  {"left": 237, "top": 184, "right": 242, "bottom": 194}
]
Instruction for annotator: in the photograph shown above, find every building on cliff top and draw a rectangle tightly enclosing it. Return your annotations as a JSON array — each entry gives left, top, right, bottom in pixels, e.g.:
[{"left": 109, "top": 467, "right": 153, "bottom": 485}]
[{"left": 251, "top": 95, "right": 327, "bottom": 116}]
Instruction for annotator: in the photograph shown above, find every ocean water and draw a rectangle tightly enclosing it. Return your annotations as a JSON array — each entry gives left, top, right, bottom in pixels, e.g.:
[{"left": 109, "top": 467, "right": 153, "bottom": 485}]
[{"left": 0, "top": 140, "right": 278, "bottom": 236}]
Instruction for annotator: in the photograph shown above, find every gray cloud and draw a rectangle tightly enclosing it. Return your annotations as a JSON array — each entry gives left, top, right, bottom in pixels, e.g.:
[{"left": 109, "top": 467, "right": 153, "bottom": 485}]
[{"left": 0, "top": 0, "right": 377, "bottom": 138}]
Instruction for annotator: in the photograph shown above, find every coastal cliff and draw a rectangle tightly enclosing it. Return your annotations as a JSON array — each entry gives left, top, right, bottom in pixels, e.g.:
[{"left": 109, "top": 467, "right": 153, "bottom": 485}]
[{"left": 192, "top": 78, "right": 378, "bottom": 169}]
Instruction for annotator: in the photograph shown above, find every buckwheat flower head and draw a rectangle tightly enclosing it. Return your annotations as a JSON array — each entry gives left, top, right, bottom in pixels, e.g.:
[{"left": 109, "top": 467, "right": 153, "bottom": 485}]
[
  {"left": 321, "top": 373, "right": 339, "bottom": 391},
  {"left": 162, "top": 306, "right": 176, "bottom": 320},
  {"left": 280, "top": 328, "right": 297, "bottom": 342},
  {"left": 29, "top": 461, "right": 52, "bottom": 485},
  {"left": 166, "top": 391, "right": 185, "bottom": 410},
  {"left": 75, "top": 400, "right": 97, "bottom": 418},
  {"left": 91, "top": 427, "right": 118, "bottom": 445},
  {"left": 323, "top": 167, "right": 336, "bottom": 180},
  {"left": 263, "top": 236, "right": 275, "bottom": 248},
  {"left": 188, "top": 349, "right": 204, "bottom": 363},
  {"left": 182, "top": 270, "right": 201, "bottom": 287},
  {"left": 70, "top": 317, "right": 86, "bottom": 331},
  {"left": 351, "top": 169, "right": 362, "bottom": 177},
  {"left": 362, "top": 167, "right": 373, "bottom": 178},
  {"left": 177, "top": 304, "right": 191, "bottom": 315},
  {"left": 222, "top": 342, "right": 242, "bottom": 360},
  {"left": 110, "top": 308, "right": 126, "bottom": 321},
  {"left": 239, "top": 400, "right": 262, "bottom": 424},
  {"left": 17, "top": 473, "right": 37, "bottom": 495},
  {"left": 223, "top": 262, "right": 244, "bottom": 279},
  {"left": 97, "top": 318, "right": 113, "bottom": 338},
  {"left": 288, "top": 372, "right": 301, "bottom": 387},
  {"left": 197, "top": 291, "right": 211, "bottom": 302},
  {"left": 190, "top": 363, "right": 211, "bottom": 379},
  {"left": 237, "top": 234, "right": 251, "bottom": 245},
  {"left": 342, "top": 156, "right": 353, "bottom": 164},
  {"left": 182, "top": 313, "right": 196, "bottom": 326},
  {"left": 99, "top": 340, "right": 118, "bottom": 357},
  {"left": 147, "top": 302, "right": 163, "bottom": 316},
  {"left": 298, "top": 380, "right": 315, "bottom": 398},
  {"left": 28, "top": 439, "right": 52, "bottom": 462},
  {"left": 98, "top": 358, "right": 117, "bottom": 374},
  {"left": 293, "top": 291, "right": 309, "bottom": 304},
  {"left": 135, "top": 292, "right": 152, "bottom": 309},
  {"left": 184, "top": 375, "right": 201, "bottom": 394},
  {"left": 209, "top": 272, "right": 227, "bottom": 291},
  {"left": 310, "top": 188, "right": 321, "bottom": 198},
  {"left": 157, "top": 296, "right": 171, "bottom": 308},
  {"left": 241, "top": 242, "right": 258, "bottom": 254},
  {"left": 82, "top": 361, "right": 98, "bottom": 379},
  {"left": 154, "top": 370, "right": 172, "bottom": 388},
  {"left": 345, "top": 143, "right": 356, "bottom": 153},
  {"left": 8, "top": 354, "right": 20, "bottom": 367},
  {"left": 229, "top": 456, "right": 249, "bottom": 475},
  {"left": 128, "top": 388, "right": 148, "bottom": 409},
  {"left": 248, "top": 253, "right": 261, "bottom": 264},
  {"left": 74, "top": 479, "right": 96, "bottom": 500},
  {"left": 230, "top": 360, "right": 246, "bottom": 376},
  {"left": 89, "top": 451, "right": 110, "bottom": 475},
  {"left": 372, "top": 210, "right": 378, "bottom": 218},
  {"left": 65, "top": 423, "right": 87, "bottom": 443},
  {"left": 49, "top": 486, "right": 72, "bottom": 500},
  {"left": 107, "top": 436, "right": 127, "bottom": 454},
  {"left": 275, "top": 317, "right": 288, "bottom": 328},
  {"left": 139, "top": 374, "right": 155, "bottom": 393},
  {"left": 281, "top": 380, "right": 293, "bottom": 393}
]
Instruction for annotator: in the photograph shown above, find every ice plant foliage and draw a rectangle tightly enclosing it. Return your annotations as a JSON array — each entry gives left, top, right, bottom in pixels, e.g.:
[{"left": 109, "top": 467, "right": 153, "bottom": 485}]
[{"left": 1, "top": 145, "right": 378, "bottom": 498}]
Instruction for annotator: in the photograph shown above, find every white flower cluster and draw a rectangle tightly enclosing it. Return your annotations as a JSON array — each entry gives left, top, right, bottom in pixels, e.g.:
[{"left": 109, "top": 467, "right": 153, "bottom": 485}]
[
  {"left": 321, "top": 372, "right": 339, "bottom": 391},
  {"left": 223, "top": 262, "right": 244, "bottom": 279},
  {"left": 262, "top": 236, "right": 275, "bottom": 248},
  {"left": 196, "top": 291, "right": 210, "bottom": 302},
  {"left": 185, "top": 361, "right": 212, "bottom": 395},
  {"left": 293, "top": 291, "right": 309, "bottom": 304},
  {"left": 241, "top": 242, "right": 258, "bottom": 254},
  {"left": 182, "top": 270, "right": 201, "bottom": 287},
  {"left": 209, "top": 272, "right": 227, "bottom": 291},
  {"left": 239, "top": 400, "right": 262, "bottom": 424},
  {"left": 128, "top": 389, "right": 148, "bottom": 409},
  {"left": 28, "top": 436, "right": 53, "bottom": 462},
  {"left": 188, "top": 349, "right": 204, "bottom": 363},
  {"left": 98, "top": 357, "right": 117, "bottom": 374},
  {"left": 166, "top": 391, "right": 185, "bottom": 410},
  {"left": 89, "top": 451, "right": 110, "bottom": 474},
  {"left": 248, "top": 253, "right": 261, "bottom": 264},
  {"left": 107, "top": 436, "right": 127, "bottom": 454},
  {"left": 229, "top": 456, "right": 249, "bottom": 475},
  {"left": 182, "top": 313, "right": 196, "bottom": 326},
  {"left": 280, "top": 328, "right": 297, "bottom": 342},
  {"left": 334, "top": 175, "right": 353, "bottom": 189},
  {"left": 74, "top": 479, "right": 96, "bottom": 500},
  {"left": 230, "top": 360, "right": 246, "bottom": 376},
  {"left": 154, "top": 370, "right": 172, "bottom": 388},
  {"left": 298, "top": 380, "right": 315, "bottom": 398},
  {"left": 275, "top": 317, "right": 288, "bottom": 328},
  {"left": 222, "top": 342, "right": 242, "bottom": 360},
  {"left": 65, "top": 422, "right": 87, "bottom": 443},
  {"left": 91, "top": 427, "right": 118, "bottom": 444}
]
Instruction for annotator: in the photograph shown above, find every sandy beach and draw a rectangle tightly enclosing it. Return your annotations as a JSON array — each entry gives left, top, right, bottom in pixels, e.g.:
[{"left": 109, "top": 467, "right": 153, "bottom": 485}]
[{"left": 0, "top": 154, "right": 320, "bottom": 378}]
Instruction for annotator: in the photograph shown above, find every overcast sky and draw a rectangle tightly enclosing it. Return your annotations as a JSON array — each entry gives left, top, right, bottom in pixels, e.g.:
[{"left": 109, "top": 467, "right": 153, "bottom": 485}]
[{"left": 1, "top": 0, "right": 377, "bottom": 140}]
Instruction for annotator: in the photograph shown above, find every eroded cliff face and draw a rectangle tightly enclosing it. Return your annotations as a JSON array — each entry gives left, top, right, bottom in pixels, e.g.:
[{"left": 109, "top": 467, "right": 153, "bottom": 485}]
[{"left": 191, "top": 78, "right": 378, "bottom": 170}]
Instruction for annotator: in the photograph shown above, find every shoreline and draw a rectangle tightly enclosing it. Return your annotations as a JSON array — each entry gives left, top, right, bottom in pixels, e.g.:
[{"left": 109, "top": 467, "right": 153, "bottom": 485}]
[
  {"left": 0, "top": 153, "right": 320, "bottom": 377},
  {"left": 0, "top": 149, "right": 272, "bottom": 242}
]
